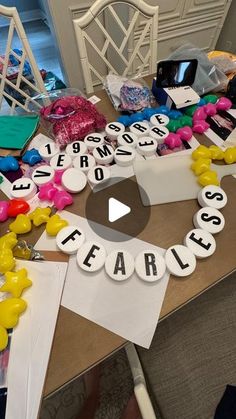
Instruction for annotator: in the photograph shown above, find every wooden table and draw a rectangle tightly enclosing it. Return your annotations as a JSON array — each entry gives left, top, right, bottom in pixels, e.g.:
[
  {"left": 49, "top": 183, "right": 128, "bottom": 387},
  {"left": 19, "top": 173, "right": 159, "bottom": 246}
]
[{"left": 1, "top": 78, "right": 236, "bottom": 397}]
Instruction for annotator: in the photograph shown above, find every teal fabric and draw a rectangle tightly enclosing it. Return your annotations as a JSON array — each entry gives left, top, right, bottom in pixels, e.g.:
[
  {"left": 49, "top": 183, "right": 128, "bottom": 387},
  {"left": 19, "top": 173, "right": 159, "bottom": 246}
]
[{"left": 0, "top": 115, "right": 39, "bottom": 150}]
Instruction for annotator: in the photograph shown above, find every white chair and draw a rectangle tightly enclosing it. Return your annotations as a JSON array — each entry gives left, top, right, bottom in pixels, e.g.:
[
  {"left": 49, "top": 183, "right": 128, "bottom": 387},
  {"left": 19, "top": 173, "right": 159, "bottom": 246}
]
[
  {"left": 73, "top": 0, "right": 159, "bottom": 94},
  {"left": 0, "top": 5, "right": 47, "bottom": 114}
]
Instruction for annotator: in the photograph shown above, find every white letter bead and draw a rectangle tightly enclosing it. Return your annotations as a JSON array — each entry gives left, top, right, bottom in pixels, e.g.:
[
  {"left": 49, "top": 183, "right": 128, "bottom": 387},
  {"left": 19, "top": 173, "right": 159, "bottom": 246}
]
[
  {"left": 50, "top": 153, "right": 72, "bottom": 170},
  {"left": 10, "top": 177, "right": 37, "bottom": 200},
  {"left": 197, "top": 185, "right": 227, "bottom": 209},
  {"left": 149, "top": 126, "right": 169, "bottom": 143},
  {"left": 56, "top": 225, "right": 85, "bottom": 254},
  {"left": 130, "top": 122, "right": 150, "bottom": 137},
  {"left": 84, "top": 133, "right": 105, "bottom": 150},
  {"left": 193, "top": 207, "right": 225, "bottom": 234},
  {"left": 32, "top": 165, "right": 55, "bottom": 186},
  {"left": 61, "top": 168, "right": 87, "bottom": 193},
  {"left": 87, "top": 166, "right": 111, "bottom": 186},
  {"left": 150, "top": 114, "right": 169, "bottom": 126},
  {"left": 114, "top": 146, "right": 136, "bottom": 166},
  {"left": 73, "top": 154, "right": 96, "bottom": 173},
  {"left": 105, "top": 250, "right": 134, "bottom": 281},
  {"left": 135, "top": 250, "right": 166, "bottom": 282},
  {"left": 66, "top": 141, "right": 87, "bottom": 157},
  {"left": 165, "top": 245, "right": 196, "bottom": 277},
  {"left": 77, "top": 241, "right": 106, "bottom": 272},
  {"left": 39, "top": 142, "right": 59, "bottom": 161},
  {"left": 93, "top": 144, "right": 114, "bottom": 164},
  {"left": 117, "top": 132, "right": 138, "bottom": 148},
  {"left": 105, "top": 122, "right": 125, "bottom": 140},
  {"left": 137, "top": 137, "right": 157, "bottom": 156},
  {"left": 184, "top": 228, "right": 216, "bottom": 258}
]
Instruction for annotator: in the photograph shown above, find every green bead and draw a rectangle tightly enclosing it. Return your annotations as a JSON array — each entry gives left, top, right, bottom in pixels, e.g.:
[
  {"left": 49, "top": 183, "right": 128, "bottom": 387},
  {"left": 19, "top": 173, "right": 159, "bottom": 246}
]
[
  {"left": 203, "top": 94, "right": 218, "bottom": 104},
  {"left": 167, "top": 119, "right": 182, "bottom": 132},
  {"left": 184, "top": 105, "right": 198, "bottom": 117},
  {"left": 180, "top": 115, "right": 193, "bottom": 127},
  {"left": 0, "top": 176, "right": 3, "bottom": 185}
]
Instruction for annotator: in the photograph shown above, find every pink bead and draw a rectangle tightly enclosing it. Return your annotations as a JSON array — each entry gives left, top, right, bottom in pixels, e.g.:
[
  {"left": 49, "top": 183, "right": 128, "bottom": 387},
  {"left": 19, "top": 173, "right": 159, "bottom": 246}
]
[
  {"left": 216, "top": 97, "right": 232, "bottom": 111},
  {"left": 192, "top": 120, "right": 210, "bottom": 134},
  {"left": 192, "top": 107, "right": 207, "bottom": 122},
  {"left": 204, "top": 103, "right": 217, "bottom": 116},
  {"left": 53, "top": 190, "right": 73, "bottom": 210},
  {"left": 176, "top": 126, "right": 193, "bottom": 142},
  {"left": 54, "top": 170, "right": 65, "bottom": 185},
  {"left": 164, "top": 133, "right": 182, "bottom": 149},
  {"left": 38, "top": 182, "right": 58, "bottom": 201},
  {"left": 0, "top": 201, "right": 9, "bottom": 222}
]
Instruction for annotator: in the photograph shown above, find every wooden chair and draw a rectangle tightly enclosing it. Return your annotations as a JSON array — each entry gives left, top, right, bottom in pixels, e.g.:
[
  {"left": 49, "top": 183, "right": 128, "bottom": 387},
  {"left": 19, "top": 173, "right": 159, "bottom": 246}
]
[
  {"left": 0, "top": 5, "right": 47, "bottom": 114},
  {"left": 73, "top": 0, "right": 159, "bottom": 94}
]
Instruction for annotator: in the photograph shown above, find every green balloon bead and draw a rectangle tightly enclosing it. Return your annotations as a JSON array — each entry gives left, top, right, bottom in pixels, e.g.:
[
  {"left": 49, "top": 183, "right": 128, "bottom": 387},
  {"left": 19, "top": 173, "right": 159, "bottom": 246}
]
[
  {"left": 184, "top": 105, "right": 198, "bottom": 117},
  {"left": 180, "top": 115, "right": 193, "bottom": 127},
  {"left": 203, "top": 94, "right": 218, "bottom": 104},
  {"left": 167, "top": 119, "right": 182, "bottom": 132},
  {"left": 0, "top": 176, "right": 3, "bottom": 185}
]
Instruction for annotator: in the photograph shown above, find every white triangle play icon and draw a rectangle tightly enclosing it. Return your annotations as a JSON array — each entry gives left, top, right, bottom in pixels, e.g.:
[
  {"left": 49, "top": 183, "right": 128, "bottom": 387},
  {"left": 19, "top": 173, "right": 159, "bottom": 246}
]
[{"left": 108, "top": 198, "right": 131, "bottom": 222}]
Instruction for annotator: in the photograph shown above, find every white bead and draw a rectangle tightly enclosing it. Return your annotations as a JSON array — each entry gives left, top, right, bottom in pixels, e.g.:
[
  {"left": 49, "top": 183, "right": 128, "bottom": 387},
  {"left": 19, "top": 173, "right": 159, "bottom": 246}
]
[
  {"left": 65, "top": 141, "right": 87, "bottom": 157},
  {"left": 184, "top": 228, "right": 216, "bottom": 258},
  {"left": 50, "top": 153, "right": 72, "bottom": 170},
  {"left": 197, "top": 185, "right": 227, "bottom": 209},
  {"left": 56, "top": 225, "right": 85, "bottom": 254},
  {"left": 165, "top": 245, "right": 196, "bottom": 277},
  {"left": 105, "top": 250, "right": 134, "bottom": 281},
  {"left": 193, "top": 207, "right": 225, "bottom": 234},
  {"left": 32, "top": 165, "right": 55, "bottom": 186},
  {"left": 136, "top": 137, "right": 157, "bottom": 156},
  {"left": 117, "top": 132, "right": 138, "bottom": 148},
  {"left": 87, "top": 165, "right": 111, "bottom": 186},
  {"left": 39, "top": 142, "right": 59, "bottom": 161},
  {"left": 93, "top": 144, "right": 114, "bottom": 164},
  {"left": 130, "top": 122, "right": 150, "bottom": 137},
  {"left": 105, "top": 122, "right": 125, "bottom": 140},
  {"left": 150, "top": 114, "right": 169, "bottom": 126},
  {"left": 77, "top": 241, "right": 106, "bottom": 272},
  {"left": 149, "top": 126, "right": 169, "bottom": 143},
  {"left": 61, "top": 168, "right": 87, "bottom": 193},
  {"left": 10, "top": 177, "right": 37, "bottom": 200},
  {"left": 135, "top": 250, "right": 166, "bottom": 282},
  {"left": 84, "top": 133, "right": 105, "bottom": 150},
  {"left": 73, "top": 154, "right": 96, "bottom": 173},
  {"left": 114, "top": 145, "right": 136, "bottom": 166}
]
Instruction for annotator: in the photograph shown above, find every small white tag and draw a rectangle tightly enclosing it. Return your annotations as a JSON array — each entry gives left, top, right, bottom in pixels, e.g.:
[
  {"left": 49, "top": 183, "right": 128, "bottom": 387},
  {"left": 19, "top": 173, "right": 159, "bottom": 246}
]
[{"left": 88, "top": 95, "right": 101, "bottom": 104}]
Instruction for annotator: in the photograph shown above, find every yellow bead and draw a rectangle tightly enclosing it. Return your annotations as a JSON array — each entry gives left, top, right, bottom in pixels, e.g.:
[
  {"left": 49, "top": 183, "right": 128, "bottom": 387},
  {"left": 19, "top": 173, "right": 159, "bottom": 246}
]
[
  {"left": 224, "top": 147, "right": 236, "bottom": 164},
  {"left": 0, "top": 298, "right": 27, "bottom": 328},
  {"left": 46, "top": 214, "right": 69, "bottom": 236},
  {"left": 0, "top": 268, "right": 32, "bottom": 298},
  {"left": 0, "top": 325, "right": 8, "bottom": 351},
  {"left": 209, "top": 145, "right": 224, "bottom": 160},
  {"left": 0, "top": 232, "right": 17, "bottom": 250},
  {"left": 191, "top": 158, "right": 211, "bottom": 176},
  {"left": 198, "top": 170, "right": 220, "bottom": 187},
  {"left": 0, "top": 249, "right": 15, "bottom": 274},
  {"left": 192, "top": 145, "right": 211, "bottom": 161},
  {"left": 9, "top": 214, "right": 32, "bottom": 234},
  {"left": 29, "top": 207, "right": 51, "bottom": 226}
]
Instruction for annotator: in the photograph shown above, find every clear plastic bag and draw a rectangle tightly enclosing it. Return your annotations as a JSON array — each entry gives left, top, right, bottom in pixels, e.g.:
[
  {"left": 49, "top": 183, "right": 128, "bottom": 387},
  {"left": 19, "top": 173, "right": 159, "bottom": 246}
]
[{"left": 167, "top": 43, "right": 228, "bottom": 95}]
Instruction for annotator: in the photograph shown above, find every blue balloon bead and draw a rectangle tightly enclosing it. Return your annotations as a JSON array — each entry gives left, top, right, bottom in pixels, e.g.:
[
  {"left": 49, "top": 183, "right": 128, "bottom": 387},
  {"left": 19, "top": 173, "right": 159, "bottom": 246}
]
[
  {"left": 198, "top": 98, "right": 206, "bottom": 106},
  {"left": 129, "top": 112, "right": 144, "bottom": 123},
  {"left": 117, "top": 115, "right": 131, "bottom": 126},
  {"left": 0, "top": 156, "right": 19, "bottom": 172},
  {"left": 22, "top": 148, "right": 42, "bottom": 166},
  {"left": 168, "top": 110, "right": 182, "bottom": 119},
  {"left": 156, "top": 105, "right": 170, "bottom": 115}
]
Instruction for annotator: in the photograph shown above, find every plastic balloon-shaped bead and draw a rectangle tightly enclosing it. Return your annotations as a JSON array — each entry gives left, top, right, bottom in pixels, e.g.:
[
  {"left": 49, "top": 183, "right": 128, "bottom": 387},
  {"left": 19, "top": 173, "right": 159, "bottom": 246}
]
[
  {"left": 0, "top": 249, "right": 15, "bottom": 274},
  {"left": 0, "top": 156, "right": 19, "bottom": 172},
  {"left": 192, "top": 145, "right": 211, "bottom": 160},
  {"left": 167, "top": 119, "right": 182, "bottom": 133},
  {"left": 0, "top": 268, "right": 32, "bottom": 298},
  {"left": 0, "top": 201, "right": 9, "bottom": 222},
  {"left": 203, "top": 94, "right": 218, "bottom": 104},
  {"left": 198, "top": 170, "right": 219, "bottom": 187},
  {"left": 176, "top": 126, "right": 193, "bottom": 141},
  {"left": 224, "top": 147, "right": 236, "bottom": 164},
  {"left": 7, "top": 199, "right": 30, "bottom": 218},
  {"left": 179, "top": 115, "right": 193, "bottom": 127},
  {"left": 38, "top": 182, "right": 58, "bottom": 201},
  {"left": 29, "top": 207, "right": 51, "bottom": 226},
  {"left": 0, "top": 325, "right": 8, "bottom": 351},
  {"left": 9, "top": 214, "right": 32, "bottom": 234},
  {"left": 192, "top": 107, "right": 207, "bottom": 121},
  {"left": 209, "top": 145, "right": 224, "bottom": 160},
  {"left": 204, "top": 103, "right": 217, "bottom": 116},
  {"left": 22, "top": 148, "right": 42, "bottom": 166},
  {"left": 192, "top": 120, "right": 210, "bottom": 134},
  {"left": 184, "top": 105, "right": 198, "bottom": 117},
  {"left": 0, "top": 298, "right": 27, "bottom": 328},
  {"left": 191, "top": 158, "right": 211, "bottom": 176},
  {"left": 46, "top": 214, "right": 69, "bottom": 236},
  {"left": 53, "top": 190, "right": 73, "bottom": 211},
  {"left": 164, "top": 133, "right": 182, "bottom": 149},
  {"left": 216, "top": 97, "right": 232, "bottom": 111},
  {"left": 0, "top": 232, "right": 17, "bottom": 250}
]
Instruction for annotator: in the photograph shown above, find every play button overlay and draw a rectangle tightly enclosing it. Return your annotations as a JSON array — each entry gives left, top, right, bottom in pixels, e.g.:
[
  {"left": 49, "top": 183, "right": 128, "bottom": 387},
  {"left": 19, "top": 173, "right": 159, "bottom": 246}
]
[
  {"left": 108, "top": 198, "right": 131, "bottom": 222},
  {"left": 85, "top": 176, "right": 151, "bottom": 242}
]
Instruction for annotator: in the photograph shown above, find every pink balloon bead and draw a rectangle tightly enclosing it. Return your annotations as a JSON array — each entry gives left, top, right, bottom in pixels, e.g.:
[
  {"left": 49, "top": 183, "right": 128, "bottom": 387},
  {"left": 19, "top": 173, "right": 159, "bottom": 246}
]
[
  {"left": 54, "top": 170, "right": 65, "bottom": 185},
  {"left": 176, "top": 126, "right": 193, "bottom": 142},
  {"left": 192, "top": 120, "right": 210, "bottom": 134},
  {"left": 204, "top": 103, "right": 217, "bottom": 116},
  {"left": 192, "top": 107, "right": 207, "bottom": 122},
  {"left": 38, "top": 182, "right": 58, "bottom": 201},
  {"left": 0, "top": 201, "right": 9, "bottom": 222},
  {"left": 216, "top": 97, "right": 232, "bottom": 111},
  {"left": 53, "top": 190, "right": 73, "bottom": 210},
  {"left": 164, "top": 133, "right": 182, "bottom": 149}
]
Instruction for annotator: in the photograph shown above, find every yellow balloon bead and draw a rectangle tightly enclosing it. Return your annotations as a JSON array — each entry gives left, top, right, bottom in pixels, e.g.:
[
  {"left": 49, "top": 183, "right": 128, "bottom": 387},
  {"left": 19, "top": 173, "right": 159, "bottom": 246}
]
[
  {"left": 0, "top": 268, "right": 32, "bottom": 298},
  {"left": 0, "top": 249, "right": 15, "bottom": 274},
  {"left": 209, "top": 145, "right": 224, "bottom": 160},
  {"left": 9, "top": 214, "right": 32, "bottom": 234},
  {"left": 46, "top": 214, "right": 69, "bottom": 236},
  {"left": 192, "top": 145, "right": 211, "bottom": 161},
  {"left": 0, "top": 325, "right": 8, "bottom": 351},
  {"left": 0, "top": 232, "right": 17, "bottom": 250},
  {"left": 0, "top": 298, "right": 27, "bottom": 328},
  {"left": 191, "top": 158, "right": 211, "bottom": 176},
  {"left": 29, "top": 207, "right": 51, "bottom": 227},
  {"left": 198, "top": 170, "right": 219, "bottom": 187},
  {"left": 224, "top": 147, "right": 236, "bottom": 164}
]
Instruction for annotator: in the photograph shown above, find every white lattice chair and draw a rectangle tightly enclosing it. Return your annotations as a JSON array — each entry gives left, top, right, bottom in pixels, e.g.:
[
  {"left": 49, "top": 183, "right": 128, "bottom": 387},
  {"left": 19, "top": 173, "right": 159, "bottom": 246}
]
[
  {"left": 0, "top": 5, "right": 47, "bottom": 114},
  {"left": 73, "top": 0, "right": 159, "bottom": 94}
]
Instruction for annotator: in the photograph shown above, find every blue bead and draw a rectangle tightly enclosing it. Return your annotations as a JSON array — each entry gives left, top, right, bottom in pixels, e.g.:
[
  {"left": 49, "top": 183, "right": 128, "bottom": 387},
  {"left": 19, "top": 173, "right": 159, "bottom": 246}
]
[
  {"left": 129, "top": 112, "right": 144, "bottom": 123},
  {"left": 156, "top": 106, "right": 170, "bottom": 115},
  {"left": 0, "top": 156, "right": 19, "bottom": 172},
  {"left": 142, "top": 108, "right": 154, "bottom": 119},
  {"left": 22, "top": 148, "right": 42, "bottom": 166},
  {"left": 117, "top": 115, "right": 131, "bottom": 126},
  {"left": 168, "top": 110, "right": 182, "bottom": 119},
  {"left": 198, "top": 98, "right": 206, "bottom": 106}
]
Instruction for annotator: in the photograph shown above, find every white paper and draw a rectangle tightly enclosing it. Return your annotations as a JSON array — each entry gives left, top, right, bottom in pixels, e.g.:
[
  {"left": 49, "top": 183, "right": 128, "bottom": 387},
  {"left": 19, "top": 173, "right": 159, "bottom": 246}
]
[
  {"left": 35, "top": 211, "right": 170, "bottom": 349},
  {"left": 204, "top": 109, "right": 236, "bottom": 147},
  {"left": 5, "top": 260, "right": 67, "bottom": 419}
]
